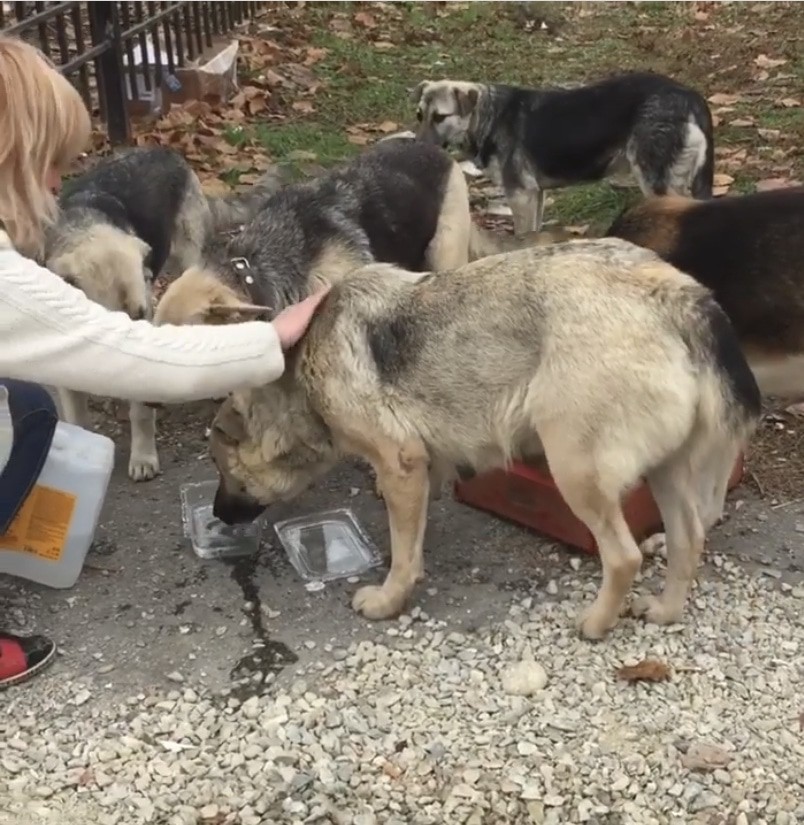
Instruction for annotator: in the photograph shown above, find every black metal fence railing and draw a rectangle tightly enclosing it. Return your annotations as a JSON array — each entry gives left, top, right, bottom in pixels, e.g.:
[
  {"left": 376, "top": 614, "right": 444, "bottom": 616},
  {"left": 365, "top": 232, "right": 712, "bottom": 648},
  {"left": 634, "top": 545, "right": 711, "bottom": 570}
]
[{"left": 0, "top": 2, "right": 262, "bottom": 145}]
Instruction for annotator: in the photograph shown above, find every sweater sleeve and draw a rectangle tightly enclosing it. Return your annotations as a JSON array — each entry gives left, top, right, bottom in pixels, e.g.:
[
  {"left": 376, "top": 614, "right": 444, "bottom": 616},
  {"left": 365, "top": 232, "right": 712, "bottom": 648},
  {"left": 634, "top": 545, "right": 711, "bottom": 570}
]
[{"left": 0, "top": 238, "right": 286, "bottom": 403}]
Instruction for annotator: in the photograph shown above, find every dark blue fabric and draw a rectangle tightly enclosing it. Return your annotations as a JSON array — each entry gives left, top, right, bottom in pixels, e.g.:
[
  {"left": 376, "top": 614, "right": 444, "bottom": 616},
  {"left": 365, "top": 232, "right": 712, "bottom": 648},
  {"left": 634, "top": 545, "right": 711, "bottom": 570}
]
[{"left": 0, "top": 380, "right": 58, "bottom": 534}]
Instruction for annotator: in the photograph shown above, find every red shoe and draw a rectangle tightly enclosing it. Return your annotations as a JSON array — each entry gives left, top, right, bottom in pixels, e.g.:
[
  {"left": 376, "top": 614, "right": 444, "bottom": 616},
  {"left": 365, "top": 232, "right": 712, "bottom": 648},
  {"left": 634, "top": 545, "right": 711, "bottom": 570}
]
[{"left": 0, "top": 632, "right": 56, "bottom": 688}]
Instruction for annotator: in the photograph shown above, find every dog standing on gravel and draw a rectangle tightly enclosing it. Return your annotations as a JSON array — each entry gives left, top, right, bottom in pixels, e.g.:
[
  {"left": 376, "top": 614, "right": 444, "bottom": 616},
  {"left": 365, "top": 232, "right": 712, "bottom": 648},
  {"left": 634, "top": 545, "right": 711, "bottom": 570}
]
[
  {"left": 207, "top": 239, "right": 760, "bottom": 641},
  {"left": 153, "top": 138, "right": 535, "bottom": 328},
  {"left": 606, "top": 187, "right": 804, "bottom": 401},
  {"left": 412, "top": 72, "right": 715, "bottom": 235},
  {"left": 45, "top": 146, "right": 281, "bottom": 481}
]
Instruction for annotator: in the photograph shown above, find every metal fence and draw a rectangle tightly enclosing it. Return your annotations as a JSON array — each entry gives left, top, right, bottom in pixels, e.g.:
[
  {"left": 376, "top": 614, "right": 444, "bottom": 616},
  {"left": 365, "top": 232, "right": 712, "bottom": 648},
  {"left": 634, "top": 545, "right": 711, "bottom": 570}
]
[{"left": 0, "top": 2, "right": 263, "bottom": 144}]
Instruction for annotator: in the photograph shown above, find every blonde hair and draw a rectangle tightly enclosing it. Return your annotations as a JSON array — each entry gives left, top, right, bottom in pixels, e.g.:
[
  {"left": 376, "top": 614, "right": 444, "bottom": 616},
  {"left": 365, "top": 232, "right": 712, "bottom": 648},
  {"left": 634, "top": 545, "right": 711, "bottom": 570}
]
[{"left": 0, "top": 35, "right": 91, "bottom": 258}]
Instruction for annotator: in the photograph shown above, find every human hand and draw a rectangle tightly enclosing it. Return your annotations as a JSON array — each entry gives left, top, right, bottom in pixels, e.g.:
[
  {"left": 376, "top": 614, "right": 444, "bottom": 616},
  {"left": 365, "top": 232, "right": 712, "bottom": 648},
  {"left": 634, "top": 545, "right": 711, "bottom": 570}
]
[{"left": 272, "top": 287, "right": 331, "bottom": 351}]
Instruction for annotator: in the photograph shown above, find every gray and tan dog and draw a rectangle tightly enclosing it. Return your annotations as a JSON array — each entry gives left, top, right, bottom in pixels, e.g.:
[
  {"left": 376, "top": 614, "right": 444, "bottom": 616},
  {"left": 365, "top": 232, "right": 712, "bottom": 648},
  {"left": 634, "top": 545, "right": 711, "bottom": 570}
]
[
  {"left": 153, "top": 138, "right": 537, "bottom": 329},
  {"left": 46, "top": 146, "right": 280, "bottom": 481},
  {"left": 413, "top": 72, "right": 714, "bottom": 235},
  {"left": 207, "top": 239, "right": 760, "bottom": 641}
]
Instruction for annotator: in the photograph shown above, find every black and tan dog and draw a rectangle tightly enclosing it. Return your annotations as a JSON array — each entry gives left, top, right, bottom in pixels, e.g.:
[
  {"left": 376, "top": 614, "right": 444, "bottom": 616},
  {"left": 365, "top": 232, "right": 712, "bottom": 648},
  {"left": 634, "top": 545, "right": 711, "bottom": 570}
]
[
  {"left": 207, "top": 239, "right": 759, "bottom": 641},
  {"left": 153, "top": 138, "right": 536, "bottom": 328},
  {"left": 606, "top": 187, "right": 804, "bottom": 400},
  {"left": 413, "top": 72, "right": 715, "bottom": 236}
]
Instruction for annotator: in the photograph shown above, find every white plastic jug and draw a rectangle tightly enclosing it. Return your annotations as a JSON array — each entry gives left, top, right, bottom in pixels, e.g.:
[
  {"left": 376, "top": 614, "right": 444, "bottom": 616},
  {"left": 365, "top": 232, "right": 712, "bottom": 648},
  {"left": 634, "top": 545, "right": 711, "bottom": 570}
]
[{"left": 0, "top": 409, "right": 115, "bottom": 589}]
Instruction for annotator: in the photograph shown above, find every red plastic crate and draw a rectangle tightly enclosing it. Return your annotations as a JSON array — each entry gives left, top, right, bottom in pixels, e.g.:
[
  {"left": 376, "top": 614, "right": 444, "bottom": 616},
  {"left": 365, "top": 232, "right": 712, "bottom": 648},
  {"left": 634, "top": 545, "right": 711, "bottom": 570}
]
[{"left": 453, "top": 455, "right": 745, "bottom": 554}]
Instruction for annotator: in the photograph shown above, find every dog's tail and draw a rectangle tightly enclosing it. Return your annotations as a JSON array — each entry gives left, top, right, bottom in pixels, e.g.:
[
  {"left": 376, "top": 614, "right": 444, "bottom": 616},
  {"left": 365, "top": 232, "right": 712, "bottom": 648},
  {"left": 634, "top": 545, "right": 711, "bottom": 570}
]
[
  {"left": 205, "top": 167, "right": 286, "bottom": 231},
  {"left": 468, "top": 222, "right": 573, "bottom": 261}
]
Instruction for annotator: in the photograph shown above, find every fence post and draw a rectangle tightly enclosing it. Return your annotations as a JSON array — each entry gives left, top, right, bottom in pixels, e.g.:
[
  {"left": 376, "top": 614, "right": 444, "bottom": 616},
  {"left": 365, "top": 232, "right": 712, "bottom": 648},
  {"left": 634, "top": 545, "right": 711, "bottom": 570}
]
[{"left": 87, "top": 2, "right": 130, "bottom": 145}]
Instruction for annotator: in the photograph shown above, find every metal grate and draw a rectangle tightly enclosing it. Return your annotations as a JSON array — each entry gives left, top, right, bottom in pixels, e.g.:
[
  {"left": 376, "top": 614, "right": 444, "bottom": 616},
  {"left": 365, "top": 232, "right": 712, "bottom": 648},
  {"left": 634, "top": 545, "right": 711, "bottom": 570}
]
[{"left": 1, "top": 2, "right": 263, "bottom": 144}]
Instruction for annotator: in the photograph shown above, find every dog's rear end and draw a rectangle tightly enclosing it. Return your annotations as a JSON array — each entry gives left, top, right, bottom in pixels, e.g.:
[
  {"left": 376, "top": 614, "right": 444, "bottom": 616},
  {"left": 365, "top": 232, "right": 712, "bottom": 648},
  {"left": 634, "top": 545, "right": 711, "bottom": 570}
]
[{"left": 607, "top": 188, "right": 804, "bottom": 399}]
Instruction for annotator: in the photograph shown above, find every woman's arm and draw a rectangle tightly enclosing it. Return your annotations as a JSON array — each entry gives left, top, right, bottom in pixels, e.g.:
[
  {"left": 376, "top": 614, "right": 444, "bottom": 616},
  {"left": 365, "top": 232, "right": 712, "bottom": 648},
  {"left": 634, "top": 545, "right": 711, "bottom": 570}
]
[{"left": 0, "top": 239, "right": 286, "bottom": 403}]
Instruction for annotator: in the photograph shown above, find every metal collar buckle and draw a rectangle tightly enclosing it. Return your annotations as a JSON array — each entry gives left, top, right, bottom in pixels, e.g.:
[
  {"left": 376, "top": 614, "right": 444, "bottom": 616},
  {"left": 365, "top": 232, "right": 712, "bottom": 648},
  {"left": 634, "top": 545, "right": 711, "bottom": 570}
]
[{"left": 231, "top": 257, "right": 255, "bottom": 285}]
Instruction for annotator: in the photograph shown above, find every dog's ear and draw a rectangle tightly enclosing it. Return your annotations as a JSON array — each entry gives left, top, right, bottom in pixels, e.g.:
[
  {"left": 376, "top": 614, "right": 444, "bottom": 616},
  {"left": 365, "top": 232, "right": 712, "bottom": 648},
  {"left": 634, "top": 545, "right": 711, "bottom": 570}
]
[
  {"left": 410, "top": 81, "right": 428, "bottom": 104},
  {"left": 454, "top": 86, "right": 479, "bottom": 117},
  {"left": 212, "top": 404, "right": 248, "bottom": 446},
  {"left": 205, "top": 302, "right": 274, "bottom": 325}
]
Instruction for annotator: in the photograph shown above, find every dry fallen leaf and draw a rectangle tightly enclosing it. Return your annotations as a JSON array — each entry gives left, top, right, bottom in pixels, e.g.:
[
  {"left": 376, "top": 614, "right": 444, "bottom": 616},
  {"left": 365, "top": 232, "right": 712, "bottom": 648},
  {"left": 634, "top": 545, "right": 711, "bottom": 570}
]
[
  {"left": 729, "top": 117, "right": 755, "bottom": 127},
  {"left": 616, "top": 659, "right": 671, "bottom": 683},
  {"left": 707, "top": 92, "right": 741, "bottom": 106},
  {"left": 374, "top": 40, "right": 396, "bottom": 50},
  {"left": 757, "top": 128, "right": 781, "bottom": 141},
  {"left": 377, "top": 120, "right": 399, "bottom": 133},
  {"left": 756, "top": 177, "right": 801, "bottom": 192},
  {"left": 292, "top": 100, "right": 315, "bottom": 115},
  {"left": 779, "top": 97, "right": 801, "bottom": 108},
  {"left": 713, "top": 172, "right": 735, "bottom": 187},
  {"left": 754, "top": 54, "right": 787, "bottom": 69},
  {"left": 354, "top": 10, "right": 377, "bottom": 28},
  {"left": 680, "top": 741, "right": 733, "bottom": 772}
]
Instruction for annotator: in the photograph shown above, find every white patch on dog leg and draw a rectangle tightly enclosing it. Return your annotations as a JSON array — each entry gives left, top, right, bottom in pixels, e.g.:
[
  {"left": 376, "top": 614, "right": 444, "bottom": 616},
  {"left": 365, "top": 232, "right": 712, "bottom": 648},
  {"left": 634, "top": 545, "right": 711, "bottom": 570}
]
[{"left": 128, "top": 401, "right": 160, "bottom": 482}]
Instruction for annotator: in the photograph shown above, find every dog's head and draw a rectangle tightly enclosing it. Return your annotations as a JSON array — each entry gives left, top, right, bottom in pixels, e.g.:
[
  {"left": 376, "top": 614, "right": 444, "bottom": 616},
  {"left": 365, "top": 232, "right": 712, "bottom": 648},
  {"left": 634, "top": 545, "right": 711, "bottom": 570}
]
[
  {"left": 47, "top": 226, "right": 154, "bottom": 320},
  {"left": 209, "top": 381, "right": 338, "bottom": 526},
  {"left": 153, "top": 266, "right": 273, "bottom": 326},
  {"left": 411, "top": 80, "right": 483, "bottom": 148}
]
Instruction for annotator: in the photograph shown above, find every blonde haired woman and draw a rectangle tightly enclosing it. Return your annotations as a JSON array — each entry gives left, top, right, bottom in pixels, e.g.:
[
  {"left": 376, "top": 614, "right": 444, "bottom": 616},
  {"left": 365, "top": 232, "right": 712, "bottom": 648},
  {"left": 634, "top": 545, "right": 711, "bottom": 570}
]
[{"left": 0, "top": 35, "right": 328, "bottom": 687}]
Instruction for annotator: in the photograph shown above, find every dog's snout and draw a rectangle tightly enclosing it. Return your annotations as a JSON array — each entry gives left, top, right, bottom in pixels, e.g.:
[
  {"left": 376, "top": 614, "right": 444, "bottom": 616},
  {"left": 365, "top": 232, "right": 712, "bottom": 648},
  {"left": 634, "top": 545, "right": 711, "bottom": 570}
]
[{"left": 213, "top": 485, "right": 266, "bottom": 526}]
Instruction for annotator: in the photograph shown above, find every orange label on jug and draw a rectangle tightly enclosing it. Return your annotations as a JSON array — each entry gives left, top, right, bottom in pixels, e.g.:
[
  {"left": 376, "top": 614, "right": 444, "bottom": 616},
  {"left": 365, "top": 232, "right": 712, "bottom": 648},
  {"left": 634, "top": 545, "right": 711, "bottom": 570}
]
[{"left": 0, "top": 485, "right": 76, "bottom": 561}]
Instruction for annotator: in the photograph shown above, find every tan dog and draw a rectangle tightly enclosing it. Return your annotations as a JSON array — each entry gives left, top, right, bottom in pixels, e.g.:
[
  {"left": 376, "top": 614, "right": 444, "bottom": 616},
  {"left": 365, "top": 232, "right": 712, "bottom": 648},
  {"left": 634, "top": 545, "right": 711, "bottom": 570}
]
[{"left": 207, "top": 239, "right": 759, "bottom": 641}]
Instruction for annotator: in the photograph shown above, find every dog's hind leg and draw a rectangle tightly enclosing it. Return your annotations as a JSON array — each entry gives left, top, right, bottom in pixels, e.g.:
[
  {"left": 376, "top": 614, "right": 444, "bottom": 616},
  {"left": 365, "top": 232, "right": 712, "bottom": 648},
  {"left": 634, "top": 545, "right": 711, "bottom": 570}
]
[
  {"left": 352, "top": 438, "right": 430, "bottom": 619},
  {"left": 127, "top": 401, "right": 160, "bottom": 482},
  {"left": 425, "top": 162, "right": 472, "bottom": 270},
  {"left": 544, "top": 435, "right": 643, "bottom": 640},
  {"left": 632, "top": 453, "right": 705, "bottom": 626}
]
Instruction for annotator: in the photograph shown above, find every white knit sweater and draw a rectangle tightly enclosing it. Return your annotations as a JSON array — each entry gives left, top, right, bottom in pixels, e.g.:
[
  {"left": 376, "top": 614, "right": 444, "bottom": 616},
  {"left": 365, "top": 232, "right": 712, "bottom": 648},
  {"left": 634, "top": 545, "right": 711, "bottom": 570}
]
[{"left": 0, "top": 230, "right": 285, "bottom": 402}]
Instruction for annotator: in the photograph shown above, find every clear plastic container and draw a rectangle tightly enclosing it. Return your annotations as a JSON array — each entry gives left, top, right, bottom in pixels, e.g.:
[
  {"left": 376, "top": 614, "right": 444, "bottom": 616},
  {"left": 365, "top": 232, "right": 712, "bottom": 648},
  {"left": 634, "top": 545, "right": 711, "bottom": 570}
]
[
  {"left": 273, "top": 508, "right": 382, "bottom": 583},
  {"left": 0, "top": 419, "right": 115, "bottom": 589},
  {"left": 180, "top": 480, "right": 263, "bottom": 560}
]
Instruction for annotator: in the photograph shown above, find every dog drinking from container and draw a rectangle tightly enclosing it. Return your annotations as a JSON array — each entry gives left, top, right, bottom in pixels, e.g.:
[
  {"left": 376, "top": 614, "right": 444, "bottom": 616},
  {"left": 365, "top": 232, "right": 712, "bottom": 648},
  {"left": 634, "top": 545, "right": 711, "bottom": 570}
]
[{"left": 207, "top": 239, "right": 759, "bottom": 641}]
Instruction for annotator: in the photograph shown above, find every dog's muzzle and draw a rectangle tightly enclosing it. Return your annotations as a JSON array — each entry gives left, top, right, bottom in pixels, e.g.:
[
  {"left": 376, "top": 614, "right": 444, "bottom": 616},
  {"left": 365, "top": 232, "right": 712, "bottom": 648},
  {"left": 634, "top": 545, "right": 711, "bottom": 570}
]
[{"left": 213, "top": 485, "right": 267, "bottom": 525}]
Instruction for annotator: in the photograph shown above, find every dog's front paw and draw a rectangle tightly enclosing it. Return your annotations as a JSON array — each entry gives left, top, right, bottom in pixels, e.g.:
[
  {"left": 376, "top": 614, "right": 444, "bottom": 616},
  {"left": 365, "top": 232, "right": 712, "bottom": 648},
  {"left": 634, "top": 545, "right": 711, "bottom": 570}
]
[
  {"left": 352, "top": 584, "right": 407, "bottom": 620},
  {"left": 630, "top": 594, "right": 683, "bottom": 626},
  {"left": 576, "top": 602, "right": 620, "bottom": 641},
  {"left": 128, "top": 452, "right": 161, "bottom": 482}
]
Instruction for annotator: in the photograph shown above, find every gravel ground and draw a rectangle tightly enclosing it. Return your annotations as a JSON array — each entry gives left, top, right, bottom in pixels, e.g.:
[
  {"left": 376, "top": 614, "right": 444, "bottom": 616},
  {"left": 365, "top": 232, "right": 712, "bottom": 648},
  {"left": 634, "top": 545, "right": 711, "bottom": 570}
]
[{"left": 3, "top": 545, "right": 802, "bottom": 825}]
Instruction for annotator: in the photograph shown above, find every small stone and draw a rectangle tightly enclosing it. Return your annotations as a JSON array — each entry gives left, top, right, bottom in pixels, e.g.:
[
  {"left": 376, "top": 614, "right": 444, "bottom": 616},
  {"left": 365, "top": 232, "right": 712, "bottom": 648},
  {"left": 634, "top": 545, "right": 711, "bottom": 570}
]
[
  {"left": 166, "top": 671, "right": 184, "bottom": 683},
  {"left": 502, "top": 659, "right": 547, "bottom": 696},
  {"left": 517, "top": 742, "right": 538, "bottom": 756},
  {"left": 546, "top": 580, "right": 558, "bottom": 595},
  {"left": 199, "top": 804, "right": 219, "bottom": 820},
  {"left": 73, "top": 689, "right": 91, "bottom": 706},
  {"left": 527, "top": 801, "right": 545, "bottom": 823}
]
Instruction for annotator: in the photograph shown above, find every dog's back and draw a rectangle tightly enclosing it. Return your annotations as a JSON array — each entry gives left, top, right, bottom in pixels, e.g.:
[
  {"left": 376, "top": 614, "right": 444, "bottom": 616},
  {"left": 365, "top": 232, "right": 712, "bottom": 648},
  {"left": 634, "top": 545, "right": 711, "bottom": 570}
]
[
  {"left": 59, "top": 147, "right": 196, "bottom": 274},
  {"left": 309, "top": 240, "right": 759, "bottom": 473},
  {"left": 199, "top": 140, "right": 458, "bottom": 311},
  {"left": 606, "top": 189, "right": 804, "bottom": 356}
]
